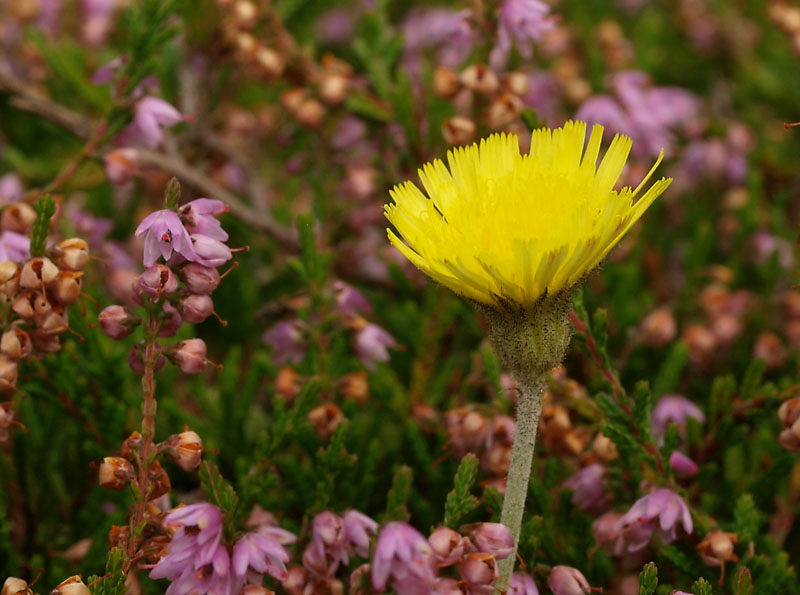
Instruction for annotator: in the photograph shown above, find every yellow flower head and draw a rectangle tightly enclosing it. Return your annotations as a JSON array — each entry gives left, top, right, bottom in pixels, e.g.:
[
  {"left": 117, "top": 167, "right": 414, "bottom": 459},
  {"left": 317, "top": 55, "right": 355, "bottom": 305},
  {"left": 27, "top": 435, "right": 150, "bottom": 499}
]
[{"left": 385, "top": 120, "right": 672, "bottom": 308}]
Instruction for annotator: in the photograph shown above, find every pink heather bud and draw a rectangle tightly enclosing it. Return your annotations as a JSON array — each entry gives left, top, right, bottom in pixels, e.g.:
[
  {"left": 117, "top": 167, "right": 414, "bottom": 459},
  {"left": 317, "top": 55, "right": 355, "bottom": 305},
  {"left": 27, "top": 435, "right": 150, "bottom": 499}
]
[
  {"left": 128, "top": 345, "right": 166, "bottom": 375},
  {"left": 174, "top": 430, "right": 203, "bottom": 471},
  {"left": 20, "top": 257, "right": 59, "bottom": 289},
  {"left": 353, "top": 321, "right": 396, "bottom": 370},
  {"left": 180, "top": 262, "right": 220, "bottom": 294},
  {"left": 172, "top": 338, "right": 207, "bottom": 375},
  {"left": 0, "top": 329, "right": 31, "bottom": 360},
  {"left": 137, "top": 264, "right": 178, "bottom": 298},
  {"left": 428, "top": 526, "right": 465, "bottom": 566},
  {"left": 342, "top": 510, "right": 378, "bottom": 558},
  {"left": 445, "top": 407, "right": 489, "bottom": 457},
  {"left": 753, "top": 332, "right": 787, "bottom": 370},
  {"left": 563, "top": 464, "right": 610, "bottom": 514},
  {"left": 158, "top": 302, "right": 183, "bottom": 338},
  {"left": 50, "top": 575, "right": 90, "bottom": 595},
  {"left": 468, "top": 523, "right": 514, "bottom": 559},
  {"left": 510, "top": 572, "right": 540, "bottom": 595},
  {"left": 2, "top": 577, "right": 31, "bottom": 595},
  {"left": 640, "top": 307, "right": 677, "bottom": 347},
  {"left": 99, "top": 305, "right": 134, "bottom": 340},
  {"left": 458, "top": 553, "right": 497, "bottom": 585},
  {"left": 51, "top": 271, "right": 83, "bottom": 305},
  {"left": 0, "top": 262, "right": 20, "bottom": 297},
  {"left": 108, "top": 269, "right": 139, "bottom": 306},
  {"left": 651, "top": 395, "right": 706, "bottom": 439},
  {"left": 372, "top": 522, "right": 436, "bottom": 592},
  {"left": 98, "top": 456, "right": 132, "bottom": 490},
  {"left": 669, "top": 451, "right": 699, "bottom": 477},
  {"left": 54, "top": 238, "right": 89, "bottom": 271},
  {"left": 548, "top": 565, "right": 592, "bottom": 595},
  {"left": 190, "top": 234, "right": 232, "bottom": 268},
  {"left": 615, "top": 488, "right": 693, "bottom": 551},
  {"left": 179, "top": 294, "right": 214, "bottom": 324},
  {"left": 0, "top": 355, "right": 18, "bottom": 392},
  {"left": 104, "top": 148, "right": 139, "bottom": 185}
]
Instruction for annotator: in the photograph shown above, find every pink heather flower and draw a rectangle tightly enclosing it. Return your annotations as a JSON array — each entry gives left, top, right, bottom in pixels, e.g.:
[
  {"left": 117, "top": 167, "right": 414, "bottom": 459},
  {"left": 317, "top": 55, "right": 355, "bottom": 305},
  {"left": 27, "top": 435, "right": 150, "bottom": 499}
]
[
  {"left": 232, "top": 532, "right": 290, "bottom": 582},
  {"left": 468, "top": 523, "right": 514, "bottom": 559},
  {"left": 548, "top": 566, "right": 591, "bottom": 595},
  {"left": 103, "top": 148, "right": 139, "bottom": 185},
  {"left": 165, "top": 541, "right": 236, "bottom": 595},
  {"left": 510, "top": 572, "right": 540, "bottom": 595},
  {"left": 190, "top": 234, "right": 232, "bottom": 268},
  {"left": 69, "top": 208, "right": 113, "bottom": 247},
  {"left": 563, "top": 464, "right": 610, "bottom": 514},
  {"left": 82, "top": 0, "right": 117, "bottom": 45},
  {"left": 354, "top": 323, "right": 397, "bottom": 370},
  {"left": 179, "top": 198, "right": 229, "bottom": 241},
  {"left": 263, "top": 320, "right": 307, "bottom": 365},
  {"left": 651, "top": 395, "right": 706, "bottom": 439},
  {"left": 0, "top": 231, "right": 31, "bottom": 262},
  {"left": 490, "top": 0, "right": 556, "bottom": 69},
  {"left": 0, "top": 173, "right": 23, "bottom": 203},
  {"left": 592, "top": 511, "right": 649, "bottom": 557},
  {"left": 333, "top": 280, "right": 372, "bottom": 316},
  {"left": 342, "top": 510, "right": 378, "bottom": 558},
  {"left": 372, "top": 522, "right": 436, "bottom": 593},
  {"left": 37, "top": 0, "right": 61, "bottom": 33},
  {"left": 615, "top": 488, "right": 693, "bottom": 551},
  {"left": 303, "top": 511, "right": 349, "bottom": 578},
  {"left": 402, "top": 8, "right": 476, "bottom": 69},
  {"left": 120, "top": 96, "right": 185, "bottom": 149},
  {"left": 135, "top": 209, "right": 196, "bottom": 267},
  {"left": 669, "top": 451, "right": 700, "bottom": 477},
  {"left": 428, "top": 527, "right": 466, "bottom": 567}
]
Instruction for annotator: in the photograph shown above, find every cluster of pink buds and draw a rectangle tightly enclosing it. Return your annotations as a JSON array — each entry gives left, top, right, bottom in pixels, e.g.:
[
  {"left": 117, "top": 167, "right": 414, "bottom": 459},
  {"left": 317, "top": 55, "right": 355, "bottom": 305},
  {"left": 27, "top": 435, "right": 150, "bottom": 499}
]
[
  {"left": 367, "top": 520, "right": 532, "bottom": 594},
  {"left": 2, "top": 574, "right": 91, "bottom": 595},
  {"left": 148, "top": 502, "right": 294, "bottom": 594},
  {"left": 777, "top": 395, "right": 800, "bottom": 453},
  {"left": 98, "top": 196, "right": 237, "bottom": 376}
]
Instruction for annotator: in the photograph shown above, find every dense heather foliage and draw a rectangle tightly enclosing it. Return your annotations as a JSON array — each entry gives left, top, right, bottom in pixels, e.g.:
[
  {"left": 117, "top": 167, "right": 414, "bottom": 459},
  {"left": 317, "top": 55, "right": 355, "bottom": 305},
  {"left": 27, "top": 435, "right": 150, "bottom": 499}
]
[{"left": 1, "top": 0, "right": 800, "bottom": 594}]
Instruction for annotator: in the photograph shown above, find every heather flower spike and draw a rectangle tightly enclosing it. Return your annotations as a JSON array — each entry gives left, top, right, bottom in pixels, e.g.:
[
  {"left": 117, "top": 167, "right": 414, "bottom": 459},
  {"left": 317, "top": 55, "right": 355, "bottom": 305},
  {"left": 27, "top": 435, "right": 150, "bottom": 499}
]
[{"left": 385, "top": 121, "right": 671, "bottom": 582}]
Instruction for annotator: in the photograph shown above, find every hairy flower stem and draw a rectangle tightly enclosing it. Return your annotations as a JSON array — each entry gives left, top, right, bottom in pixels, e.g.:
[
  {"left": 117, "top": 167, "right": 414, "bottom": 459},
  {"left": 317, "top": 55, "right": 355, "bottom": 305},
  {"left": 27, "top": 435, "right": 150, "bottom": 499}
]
[
  {"left": 496, "top": 376, "right": 545, "bottom": 586},
  {"left": 125, "top": 315, "right": 159, "bottom": 569}
]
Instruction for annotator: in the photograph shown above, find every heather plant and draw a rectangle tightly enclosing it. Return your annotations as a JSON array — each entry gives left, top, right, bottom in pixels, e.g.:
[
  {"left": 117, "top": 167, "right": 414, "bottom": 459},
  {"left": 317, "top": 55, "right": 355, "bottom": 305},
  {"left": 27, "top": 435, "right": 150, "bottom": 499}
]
[{"left": 2, "top": 0, "right": 800, "bottom": 594}]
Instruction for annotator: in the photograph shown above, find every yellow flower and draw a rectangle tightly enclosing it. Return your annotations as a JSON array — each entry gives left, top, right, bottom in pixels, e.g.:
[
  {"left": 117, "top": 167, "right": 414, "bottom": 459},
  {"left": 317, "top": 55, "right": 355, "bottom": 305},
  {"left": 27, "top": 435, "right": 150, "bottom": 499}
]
[{"left": 385, "top": 121, "right": 672, "bottom": 308}]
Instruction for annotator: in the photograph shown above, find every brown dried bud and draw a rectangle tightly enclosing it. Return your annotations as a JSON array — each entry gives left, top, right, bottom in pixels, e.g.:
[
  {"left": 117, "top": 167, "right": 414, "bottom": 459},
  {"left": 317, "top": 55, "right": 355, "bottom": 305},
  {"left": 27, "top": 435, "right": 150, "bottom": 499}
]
[
  {"left": 30, "top": 330, "right": 61, "bottom": 353},
  {"left": 1, "top": 328, "right": 32, "bottom": 360},
  {"left": 51, "top": 575, "right": 90, "bottom": 595},
  {"left": 233, "top": 0, "right": 259, "bottom": 28},
  {"left": 697, "top": 530, "right": 738, "bottom": 567},
  {"left": 20, "top": 257, "right": 59, "bottom": 289},
  {"left": 255, "top": 47, "right": 284, "bottom": 78},
  {"left": 275, "top": 365, "right": 302, "bottom": 402},
  {"left": 174, "top": 430, "right": 203, "bottom": 472},
  {"left": 36, "top": 307, "right": 69, "bottom": 336},
  {"left": 1, "top": 203, "right": 36, "bottom": 233},
  {"left": 98, "top": 456, "right": 132, "bottom": 490},
  {"left": 107, "top": 524, "right": 129, "bottom": 549},
  {"left": 639, "top": 307, "right": 677, "bottom": 348},
  {"left": 234, "top": 31, "right": 257, "bottom": 54},
  {"left": 504, "top": 71, "right": 530, "bottom": 97},
  {"left": 148, "top": 460, "right": 172, "bottom": 500},
  {"left": 445, "top": 407, "right": 488, "bottom": 456},
  {"left": 339, "top": 371, "right": 369, "bottom": 405},
  {"left": 120, "top": 431, "right": 143, "bottom": 459},
  {"left": 753, "top": 332, "right": 787, "bottom": 370},
  {"left": 460, "top": 64, "right": 499, "bottom": 94},
  {"left": 778, "top": 397, "right": 800, "bottom": 428},
  {"left": 592, "top": 432, "right": 618, "bottom": 462},
  {"left": 0, "top": 355, "right": 18, "bottom": 394},
  {"left": 51, "top": 271, "right": 83, "bottom": 305},
  {"left": 54, "top": 238, "right": 89, "bottom": 271},
  {"left": 486, "top": 93, "right": 523, "bottom": 130},
  {"left": 442, "top": 116, "right": 476, "bottom": 146},
  {"left": 433, "top": 66, "right": 460, "bottom": 98},
  {"left": 0, "top": 262, "right": 20, "bottom": 297},
  {"left": 308, "top": 402, "right": 344, "bottom": 440},
  {"left": 319, "top": 72, "right": 349, "bottom": 104},
  {"left": 296, "top": 99, "right": 326, "bottom": 128},
  {"left": 2, "top": 577, "right": 31, "bottom": 595},
  {"left": 683, "top": 324, "right": 717, "bottom": 367}
]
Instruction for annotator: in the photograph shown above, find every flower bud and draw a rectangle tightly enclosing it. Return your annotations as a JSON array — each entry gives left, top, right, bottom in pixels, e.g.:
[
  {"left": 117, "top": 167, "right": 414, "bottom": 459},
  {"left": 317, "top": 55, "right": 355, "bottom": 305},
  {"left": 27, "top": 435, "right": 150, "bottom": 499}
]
[
  {"left": 468, "top": 523, "right": 514, "bottom": 559},
  {"left": 504, "top": 71, "right": 530, "bottom": 97},
  {"left": 753, "top": 332, "right": 787, "bottom": 370},
  {"left": 51, "top": 271, "right": 83, "bottom": 305},
  {"left": 639, "top": 307, "right": 677, "bottom": 348},
  {"left": 339, "top": 371, "right": 369, "bottom": 405},
  {"left": 54, "top": 238, "right": 89, "bottom": 271},
  {"left": 171, "top": 338, "right": 207, "bottom": 375},
  {"left": 669, "top": 451, "right": 699, "bottom": 476},
  {"left": 20, "top": 257, "right": 59, "bottom": 289},
  {"left": 191, "top": 235, "right": 232, "bottom": 268},
  {"left": 99, "top": 305, "right": 135, "bottom": 340},
  {"left": 98, "top": 456, "right": 132, "bottom": 490},
  {"left": 428, "top": 526, "right": 465, "bottom": 566},
  {"left": 148, "top": 460, "right": 172, "bottom": 499},
  {"left": 36, "top": 308, "right": 69, "bottom": 336},
  {"left": 128, "top": 345, "right": 166, "bottom": 375},
  {"left": 1, "top": 203, "right": 36, "bottom": 232},
  {"left": 319, "top": 72, "right": 349, "bottom": 104},
  {"left": 174, "top": 430, "right": 203, "bottom": 472},
  {"left": 308, "top": 402, "right": 344, "bottom": 440},
  {"left": 433, "top": 66, "right": 460, "bottom": 98},
  {"left": 0, "top": 262, "right": 20, "bottom": 297},
  {"left": 548, "top": 565, "right": 591, "bottom": 595},
  {"left": 458, "top": 553, "right": 497, "bottom": 585},
  {"left": 178, "top": 294, "right": 214, "bottom": 324},
  {"left": 275, "top": 365, "right": 302, "bottom": 402},
  {"left": 158, "top": 302, "right": 183, "bottom": 338},
  {"left": 460, "top": 64, "right": 499, "bottom": 94},
  {"left": 233, "top": 0, "right": 258, "bottom": 27},
  {"left": 1, "top": 329, "right": 31, "bottom": 360},
  {"left": 591, "top": 432, "right": 618, "bottom": 462},
  {"left": 51, "top": 575, "right": 90, "bottom": 595},
  {"left": 0, "top": 355, "right": 18, "bottom": 393},
  {"left": 137, "top": 265, "right": 178, "bottom": 298},
  {"left": 30, "top": 330, "right": 61, "bottom": 353},
  {"left": 442, "top": 116, "right": 476, "bottom": 146},
  {"left": 2, "top": 577, "right": 31, "bottom": 595},
  {"left": 180, "top": 263, "right": 220, "bottom": 294},
  {"left": 109, "top": 269, "right": 139, "bottom": 305},
  {"left": 255, "top": 47, "right": 285, "bottom": 78},
  {"left": 486, "top": 93, "right": 523, "bottom": 130}
]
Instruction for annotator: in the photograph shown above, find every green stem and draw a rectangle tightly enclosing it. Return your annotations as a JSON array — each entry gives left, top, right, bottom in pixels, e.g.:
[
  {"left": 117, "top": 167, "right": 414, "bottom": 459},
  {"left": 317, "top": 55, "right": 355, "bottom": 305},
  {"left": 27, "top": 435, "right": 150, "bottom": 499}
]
[{"left": 497, "top": 375, "right": 546, "bottom": 586}]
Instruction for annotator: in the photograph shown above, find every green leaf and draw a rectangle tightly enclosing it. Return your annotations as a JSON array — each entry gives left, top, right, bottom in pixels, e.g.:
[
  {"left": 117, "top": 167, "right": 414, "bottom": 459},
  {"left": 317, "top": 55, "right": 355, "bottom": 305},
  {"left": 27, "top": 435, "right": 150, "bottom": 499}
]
[
  {"left": 691, "top": 577, "right": 713, "bottom": 595},
  {"left": 740, "top": 358, "right": 766, "bottom": 400},
  {"left": 732, "top": 566, "right": 753, "bottom": 595},
  {"left": 383, "top": 465, "right": 413, "bottom": 522},
  {"left": 632, "top": 381, "right": 654, "bottom": 442},
  {"left": 652, "top": 341, "right": 689, "bottom": 397},
  {"left": 733, "top": 493, "right": 761, "bottom": 542},
  {"left": 199, "top": 461, "right": 239, "bottom": 519},
  {"left": 88, "top": 547, "right": 128, "bottom": 595},
  {"left": 31, "top": 195, "right": 56, "bottom": 257},
  {"left": 639, "top": 561, "right": 658, "bottom": 595},
  {"left": 163, "top": 177, "right": 181, "bottom": 210},
  {"left": 444, "top": 453, "right": 480, "bottom": 528}
]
